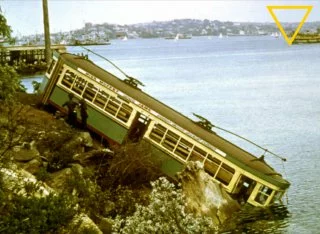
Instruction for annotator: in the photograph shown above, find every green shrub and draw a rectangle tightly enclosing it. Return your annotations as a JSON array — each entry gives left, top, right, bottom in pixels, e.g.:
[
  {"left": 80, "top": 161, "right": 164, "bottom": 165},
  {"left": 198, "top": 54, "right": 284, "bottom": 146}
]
[
  {"left": 113, "top": 177, "right": 215, "bottom": 233},
  {"left": 98, "top": 141, "right": 163, "bottom": 188},
  {"left": 0, "top": 185, "right": 78, "bottom": 233},
  {"left": 36, "top": 130, "right": 75, "bottom": 172},
  {"left": 0, "top": 65, "right": 25, "bottom": 101},
  {"left": 35, "top": 167, "right": 51, "bottom": 181}
]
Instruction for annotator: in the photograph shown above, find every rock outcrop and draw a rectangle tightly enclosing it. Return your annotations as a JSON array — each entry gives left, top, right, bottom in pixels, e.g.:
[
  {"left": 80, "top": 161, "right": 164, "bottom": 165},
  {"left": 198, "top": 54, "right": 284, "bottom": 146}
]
[
  {"left": 61, "top": 213, "right": 103, "bottom": 234},
  {"left": 178, "top": 161, "right": 241, "bottom": 225}
]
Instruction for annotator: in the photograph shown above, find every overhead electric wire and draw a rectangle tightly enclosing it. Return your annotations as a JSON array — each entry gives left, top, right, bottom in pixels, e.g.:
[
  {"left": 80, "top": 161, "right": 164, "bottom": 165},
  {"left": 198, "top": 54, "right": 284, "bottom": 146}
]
[
  {"left": 192, "top": 113, "right": 287, "bottom": 162},
  {"left": 80, "top": 46, "right": 129, "bottom": 78},
  {"left": 80, "top": 46, "right": 144, "bottom": 87},
  {"left": 214, "top": 125, "right": 287, "bottom": 162}
]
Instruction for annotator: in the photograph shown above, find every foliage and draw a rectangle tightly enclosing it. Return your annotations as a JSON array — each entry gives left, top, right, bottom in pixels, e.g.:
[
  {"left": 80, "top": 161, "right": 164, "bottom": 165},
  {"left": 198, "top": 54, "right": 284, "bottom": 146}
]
[
  {"left": 66, "top": 167, "right": 110, "bottom": 220},
  {"left": 112, "top": 177, "right": 215, "bottom": 234},
  {"left": 36, "top": 130, "right": 76, "bottom": 172},
  {"left": 0, "top": 181, "right": 78, "bottom": 234},
  {"left": 99, "top": 141, "right": 163, "bottom": 188},
  {"left": 108, "top": 186, "right": 149, "bottom": 218},
  {"left": 0, "top": 65, "right": 25, "bottom": 101},
  {"left": 34, "top": 167, "right": 51, "bottom": 181},
  {"left": 0, "top": 9, "right": 11, "bottom": 39},
  {"left": 0, "top": 103, "right": 30, "bottom": 163},
  {"left": 66, "top": 166, "right": 148, "bottom": 222}
]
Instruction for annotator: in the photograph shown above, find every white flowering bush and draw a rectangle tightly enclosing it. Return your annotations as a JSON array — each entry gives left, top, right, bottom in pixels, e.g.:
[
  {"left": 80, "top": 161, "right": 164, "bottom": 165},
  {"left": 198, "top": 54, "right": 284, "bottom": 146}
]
[{"left": 113, "top": 177, "right": 216, "bottom": 233}]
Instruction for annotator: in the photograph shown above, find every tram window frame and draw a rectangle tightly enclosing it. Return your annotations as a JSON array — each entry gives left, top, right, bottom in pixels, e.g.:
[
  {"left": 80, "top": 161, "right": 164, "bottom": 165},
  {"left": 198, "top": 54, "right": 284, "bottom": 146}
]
[
  {"left": 161, "top": 130, "right": 179, "bottom": 152},
  {"left": 215, "top": 163, "right": 235, "bottom": 186},
  {"left": 57, "top": 67, "right": 64, "bottom": 82},
  {"left": 188, "top": 146, "right": 206, "bottom": 163},
  {"left": 116, "top": 103, "right": 133, "bottom": 123},
  {"left": 105, "top": 96, "right": 121, "bottom": 116},
  {"left": 174, "top": 138, "right": 192, "bottom": 160},
  {"left": 271, "top": 191, "right": 283, "bottom": 203},
  {"left": 71, "top": 76, "right": 87, "bottom": 95},
  {"left": 83, "top": 82, "right": 98, "bottom": 102},
  {"left": 61, "top": 70, "right": 75, "bottom": 88},
  {"left": 93, "top": 90, "right": 109, "bottom": 109},
  {"left": 204, "top": 155, "right": 221, "bottom": 177},
  {"left": 149, "top": 124, "right": 167, "bottom": 143},
  {"left": 254, "top": 185, "right": 273, "bottom": 205},
  {"left": 47, "top": 59, "right": 56, "bottom": 74}
]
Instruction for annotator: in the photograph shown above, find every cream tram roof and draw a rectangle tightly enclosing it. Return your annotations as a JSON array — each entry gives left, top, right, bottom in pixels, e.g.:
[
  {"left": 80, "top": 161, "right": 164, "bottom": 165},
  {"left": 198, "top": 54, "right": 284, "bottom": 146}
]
[{"left": 58, "top": 52, "right": 290, "bottom": 189}]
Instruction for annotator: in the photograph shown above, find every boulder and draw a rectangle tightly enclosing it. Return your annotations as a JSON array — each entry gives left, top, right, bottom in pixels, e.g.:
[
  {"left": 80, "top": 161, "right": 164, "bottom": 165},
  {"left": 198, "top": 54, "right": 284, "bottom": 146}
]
[
  {"left": 61, "top": 213, "right": 103, "bottom": 234},
  {"left": 46, "top": 164, "right": 85, "bottom": 193},
  {"left": 97, "top": 217, "right": 114, "bottom": 234},
  {"left": 77, "top": 131, "right": 94, "bottom": 148},
  {"left": 12, "top": 144, "right": 40, "bottom": 162},
  {"left": 0, "top": 168, "right": 51, "bottom": 196},
  {"left": 73, "top": 149, "right": 113, "bottom": 165},
  {"left": 21, "top": 158, "right": 42, "bottom": 174},
  {"left": 178, "top": 161, "right": 240, "bottom": 225},
  {"left": 46, "top": 167, "right": 73, "bottom": 193}
]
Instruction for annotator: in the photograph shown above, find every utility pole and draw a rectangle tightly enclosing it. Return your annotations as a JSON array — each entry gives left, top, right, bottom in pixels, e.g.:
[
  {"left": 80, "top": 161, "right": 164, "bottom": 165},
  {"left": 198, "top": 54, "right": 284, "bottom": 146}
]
[{"left": 42, "top": 0, "right": 51, "bottom": 64}]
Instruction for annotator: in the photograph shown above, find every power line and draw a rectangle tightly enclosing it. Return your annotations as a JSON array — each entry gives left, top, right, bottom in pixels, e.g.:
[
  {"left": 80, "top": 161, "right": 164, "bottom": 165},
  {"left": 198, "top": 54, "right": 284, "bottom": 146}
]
[
  {"left": 80, "top": 45, "right": 128, "bottom": 78},
  {"left": 80, "top": 46, "right": 145, "bottom": 88},
  {"left": 215, "top": 125, "right": 287, "bottom": 161},
  {"left": 193, "top": 113, "right": 287, "bottom": 162}
]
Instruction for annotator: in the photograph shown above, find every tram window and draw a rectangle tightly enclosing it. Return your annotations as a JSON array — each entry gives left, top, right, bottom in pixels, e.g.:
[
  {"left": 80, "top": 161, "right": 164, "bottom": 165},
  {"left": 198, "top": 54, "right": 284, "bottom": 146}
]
[
  {"left": 149, "top": 124, "right": 167, "bottom": 143},
  {"left": 117, "top": 103, "right": 133, "bottom": 123},
  {"left": 61, "top": 70, "right": 75, "bottom": 88},
  {"left": 162, "top": 130, "right": 179, "bottom": 152},
  {"left": 71, "top": 76, "right": 87, "bottom": 95},
  {"left": 83, "top": 83, "right": 98, "bottom": 102},
  {"left": 47, "top": 59, "right": 56, "bottom": 74},
  {"left": 175, "top": 138, "right": 192, "bottom": 160},
  {"left": 105, "top": 97, "right": 121, "bottom": 116},
  {"left": 94, "top": 91, "right": 109, "bottom": 109},
  {"left": 254, "top": 185, "right": 273, "bottom": 205},
  {"left": 188, "top": 146, "right": 206, "bottom": 163},
  {"left": 215, "top": 163, "right": 235, "bottom": 186},
  {"left": 271, "top": 191, "right": 283, "bottom": 203},
  {"left": 204, "top": 155, "right": 221, "bottom": 177}
]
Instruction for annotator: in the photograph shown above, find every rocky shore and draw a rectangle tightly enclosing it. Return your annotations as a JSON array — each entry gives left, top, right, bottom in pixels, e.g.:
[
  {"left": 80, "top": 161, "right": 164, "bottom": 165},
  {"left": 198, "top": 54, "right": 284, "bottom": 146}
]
[{"left": 0, "top": 93, "right": 241, "bottom": 233}]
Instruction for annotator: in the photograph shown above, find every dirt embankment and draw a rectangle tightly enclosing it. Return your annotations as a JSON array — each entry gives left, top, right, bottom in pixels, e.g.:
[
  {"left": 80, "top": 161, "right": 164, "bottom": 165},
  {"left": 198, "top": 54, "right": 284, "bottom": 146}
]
[{"left": 16, "top": 93, "right": 64, "bottom": 129}]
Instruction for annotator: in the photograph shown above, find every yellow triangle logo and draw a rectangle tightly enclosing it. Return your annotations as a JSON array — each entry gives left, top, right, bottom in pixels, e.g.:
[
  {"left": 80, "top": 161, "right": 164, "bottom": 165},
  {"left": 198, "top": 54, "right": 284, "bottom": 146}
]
[{"left": 267, "top": 6, "right": 313, "bottom": 45}]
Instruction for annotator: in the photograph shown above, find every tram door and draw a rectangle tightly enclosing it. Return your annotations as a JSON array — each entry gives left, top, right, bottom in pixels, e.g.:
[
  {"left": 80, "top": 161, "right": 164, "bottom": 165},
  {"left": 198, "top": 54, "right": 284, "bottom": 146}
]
[
  {"left": 127, "top": 113, "right": 150, "bottom": 142},
  {"left": 234, "top": 175, "right": 256, "bottom": 204}
]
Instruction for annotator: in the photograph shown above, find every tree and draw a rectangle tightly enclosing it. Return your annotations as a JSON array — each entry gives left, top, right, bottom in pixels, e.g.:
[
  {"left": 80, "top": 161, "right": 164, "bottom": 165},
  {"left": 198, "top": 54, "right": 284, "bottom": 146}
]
[
  {"left": 0, "top": 8, "right": 12, "bottom": 39},
  {"left": 0, "top": 65, "right": 25, "bottom": 101}
]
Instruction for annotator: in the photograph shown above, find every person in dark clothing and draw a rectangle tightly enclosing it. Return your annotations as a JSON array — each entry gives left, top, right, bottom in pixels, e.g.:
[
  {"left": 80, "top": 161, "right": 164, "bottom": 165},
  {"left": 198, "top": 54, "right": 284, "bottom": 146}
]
[
  {"left": 79, "top": 98, "right": 88, "bottom": 129},
  {"left": 62, "top": 93, "right": 78, "bottom": 127}
]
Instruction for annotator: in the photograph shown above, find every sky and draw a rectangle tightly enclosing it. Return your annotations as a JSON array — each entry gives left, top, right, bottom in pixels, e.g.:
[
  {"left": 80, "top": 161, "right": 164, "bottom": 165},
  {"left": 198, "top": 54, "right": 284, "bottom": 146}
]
[{"left": 1, "top": 0, "right": 320, "bottom": 36}]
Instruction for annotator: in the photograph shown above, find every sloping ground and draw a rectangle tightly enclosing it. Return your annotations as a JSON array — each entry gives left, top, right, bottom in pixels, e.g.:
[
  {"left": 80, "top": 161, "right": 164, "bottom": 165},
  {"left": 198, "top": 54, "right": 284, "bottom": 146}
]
[
  {"left": 0, "top": 93, "right": 242, "bottom": 232},
  {"left": 17, "top": 93, "right": 66, "bottom": 130},
  {"left": 15, "top": 93, "right": 102, "bottom": 149}
]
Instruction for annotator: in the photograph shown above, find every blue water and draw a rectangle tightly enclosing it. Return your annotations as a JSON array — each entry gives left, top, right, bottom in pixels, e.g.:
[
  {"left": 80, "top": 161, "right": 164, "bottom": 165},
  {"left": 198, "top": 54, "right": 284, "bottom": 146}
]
[{"left": 25, "top": 36, "right": 320, "bottom": 233}]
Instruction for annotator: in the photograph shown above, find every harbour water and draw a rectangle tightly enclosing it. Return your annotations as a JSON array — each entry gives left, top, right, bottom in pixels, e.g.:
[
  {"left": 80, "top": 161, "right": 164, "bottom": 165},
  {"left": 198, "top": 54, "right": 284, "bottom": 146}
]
[{"left": 25, "top": 36, "right": 320, "bottom": 233}]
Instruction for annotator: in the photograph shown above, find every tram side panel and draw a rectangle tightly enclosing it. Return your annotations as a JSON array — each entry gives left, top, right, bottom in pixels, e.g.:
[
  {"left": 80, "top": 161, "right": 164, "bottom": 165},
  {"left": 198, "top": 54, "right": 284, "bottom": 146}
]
[
  {"left": 143, "top": 139, "right": 185, "bottom": 179},
  {"left": 48, "top": 85, "right": 129, "bottom": 144}
]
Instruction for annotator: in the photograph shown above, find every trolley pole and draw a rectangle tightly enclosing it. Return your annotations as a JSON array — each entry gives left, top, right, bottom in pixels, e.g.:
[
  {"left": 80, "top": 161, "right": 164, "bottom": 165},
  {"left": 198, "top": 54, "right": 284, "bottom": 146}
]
[{"left": 42, "top": 0, "right": 51, "bottom": 64}]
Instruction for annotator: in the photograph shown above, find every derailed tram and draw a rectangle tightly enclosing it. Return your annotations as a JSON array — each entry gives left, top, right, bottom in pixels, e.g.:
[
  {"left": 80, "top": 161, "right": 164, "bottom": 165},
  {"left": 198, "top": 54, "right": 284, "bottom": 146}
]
[{"left": 40, "top": 51, "right": 290, "bottom": 207}]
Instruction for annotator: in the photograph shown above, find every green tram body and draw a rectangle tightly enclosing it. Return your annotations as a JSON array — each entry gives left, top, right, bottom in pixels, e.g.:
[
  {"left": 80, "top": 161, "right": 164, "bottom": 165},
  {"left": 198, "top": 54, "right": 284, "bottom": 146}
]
[{"left": 41, "top": 51, "right": 290, "bottom": 207}]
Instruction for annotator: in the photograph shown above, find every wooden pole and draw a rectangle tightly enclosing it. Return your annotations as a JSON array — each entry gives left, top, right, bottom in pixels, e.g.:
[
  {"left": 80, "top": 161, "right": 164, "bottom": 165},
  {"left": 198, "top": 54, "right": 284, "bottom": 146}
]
[{"left": 42, "top": 0, "right": 51, "bottom": 64}]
